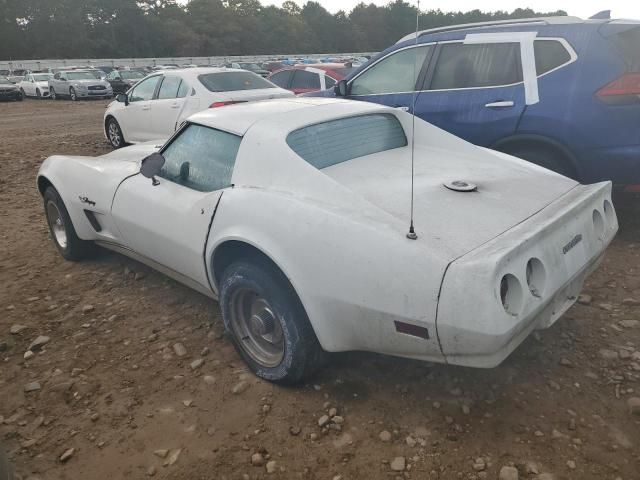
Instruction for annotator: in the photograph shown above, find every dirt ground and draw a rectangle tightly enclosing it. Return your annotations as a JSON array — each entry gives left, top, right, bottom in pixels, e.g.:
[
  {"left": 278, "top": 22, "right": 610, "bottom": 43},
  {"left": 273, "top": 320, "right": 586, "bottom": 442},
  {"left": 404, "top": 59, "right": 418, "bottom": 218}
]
[{"left": 1, "top": 99, "right": 639, "bottom": 480}]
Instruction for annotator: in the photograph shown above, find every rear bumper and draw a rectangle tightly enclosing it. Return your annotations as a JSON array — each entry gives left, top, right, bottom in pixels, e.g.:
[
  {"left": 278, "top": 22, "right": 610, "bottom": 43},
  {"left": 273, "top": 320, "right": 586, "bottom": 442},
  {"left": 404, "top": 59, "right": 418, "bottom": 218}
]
[{"left": 436, "top": 182, "right": 617, "bottom": 368}]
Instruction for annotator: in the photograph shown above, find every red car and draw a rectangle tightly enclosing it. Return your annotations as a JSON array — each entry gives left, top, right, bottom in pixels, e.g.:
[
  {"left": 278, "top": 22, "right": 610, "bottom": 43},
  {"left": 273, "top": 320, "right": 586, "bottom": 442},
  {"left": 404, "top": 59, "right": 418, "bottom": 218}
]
[{"left": 267, "top": 64, "right": 354, "bottom": 94}]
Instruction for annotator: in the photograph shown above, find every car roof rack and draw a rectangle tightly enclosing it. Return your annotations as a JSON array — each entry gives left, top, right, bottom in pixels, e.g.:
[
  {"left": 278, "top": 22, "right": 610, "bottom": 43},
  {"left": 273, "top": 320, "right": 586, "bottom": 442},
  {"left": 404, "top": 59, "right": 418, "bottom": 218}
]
[{"left": 396, "top": 15, "right": 584, "bottom": 43}]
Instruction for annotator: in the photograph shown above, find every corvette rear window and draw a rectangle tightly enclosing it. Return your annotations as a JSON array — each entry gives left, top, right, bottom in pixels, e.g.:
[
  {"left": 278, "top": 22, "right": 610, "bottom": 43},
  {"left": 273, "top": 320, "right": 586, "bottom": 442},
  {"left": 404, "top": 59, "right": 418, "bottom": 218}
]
[
  {"left": 286, "top": 114, "right": 407, "bottom": 169},
  {"left": 198, "top": 72, "right": 275, "bottom": 92}
]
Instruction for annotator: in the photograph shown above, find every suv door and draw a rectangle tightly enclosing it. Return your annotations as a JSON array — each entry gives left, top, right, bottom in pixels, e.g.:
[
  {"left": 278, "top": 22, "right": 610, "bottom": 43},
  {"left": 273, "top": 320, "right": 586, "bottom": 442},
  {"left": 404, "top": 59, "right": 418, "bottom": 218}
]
[
  {"left": 120, "top": 75, "right": 162, "bottom": 142},
  {"left": 151, "top": 75, "right": 189, "bottom": 136},
  {"left": 415, "top": 41, "right": 526, "bottom": 146},
  {"left": 346, "top": 44, "right": 434, "bottom": 112}
]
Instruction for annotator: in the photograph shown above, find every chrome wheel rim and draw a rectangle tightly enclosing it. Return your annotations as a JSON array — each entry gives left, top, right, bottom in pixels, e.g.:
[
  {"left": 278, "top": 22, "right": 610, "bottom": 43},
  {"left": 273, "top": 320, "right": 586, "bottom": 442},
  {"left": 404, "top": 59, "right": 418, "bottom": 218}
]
[
  {"left": 46, "top": 201, "right": 67, "bottom": 249},
  {"left": 108, "top": 122, "right": 121, "bottom": 147},
  {"left": 50, "top": 89, "right": 55, "bottom": 99},
  {"left": 229, "top": 288, "right": 284, "bottom": 367},
  {"left": 70, "top": 88, "right": 76, "bottom": 100}
]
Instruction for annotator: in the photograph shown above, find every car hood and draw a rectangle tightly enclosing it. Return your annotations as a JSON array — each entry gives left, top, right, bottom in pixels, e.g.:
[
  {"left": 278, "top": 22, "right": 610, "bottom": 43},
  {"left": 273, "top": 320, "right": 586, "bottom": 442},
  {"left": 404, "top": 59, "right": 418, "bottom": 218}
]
[
  {"left": 218, "top": 87, "right": 294, "bottom": 102},
  {"left": 323, "top": 145, "right": 578, "bottom": 259}
]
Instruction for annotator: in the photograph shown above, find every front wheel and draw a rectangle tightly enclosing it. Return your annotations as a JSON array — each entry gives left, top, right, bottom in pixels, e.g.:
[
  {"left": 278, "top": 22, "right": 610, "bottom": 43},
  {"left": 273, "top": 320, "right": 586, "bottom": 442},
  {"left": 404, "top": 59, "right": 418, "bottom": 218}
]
[
  {"left": 220, "top": 261, "right": 325, "bottom": 383},
  {"left": 69, "top": 87, "right": 77, "bottom": 101},
  {"left": 50, "top": 88, "right": 58, "bottom": 100},
  {"left": 36, "top": 88, "right": 41, "bottom": 98},
  {"left": 106, "top": 117, "right": 125, "bottom": 149},
  {"left": 43, "top": 186, "right": 96, "bottom": 261},
  {"left": 19, "top": 88, "right": 25, "bottom": 99}
]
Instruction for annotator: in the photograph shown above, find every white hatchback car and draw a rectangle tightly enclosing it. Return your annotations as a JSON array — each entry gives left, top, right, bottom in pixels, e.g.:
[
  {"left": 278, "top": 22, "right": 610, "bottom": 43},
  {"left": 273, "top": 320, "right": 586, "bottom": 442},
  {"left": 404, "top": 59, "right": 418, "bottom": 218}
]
[
  {"left": 40, "top": 98, "right": 616, "bottom": 383},
  {"left": 17, "top": 72, "right": 53, "bottom": 98},
  {"left": 103, "top": 67, "right": 294, "bottom": 148}
]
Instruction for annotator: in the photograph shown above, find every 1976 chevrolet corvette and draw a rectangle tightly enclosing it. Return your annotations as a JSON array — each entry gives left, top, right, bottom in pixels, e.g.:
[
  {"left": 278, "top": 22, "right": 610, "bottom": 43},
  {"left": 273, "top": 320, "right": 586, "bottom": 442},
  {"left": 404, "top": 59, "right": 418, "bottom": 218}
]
[{"left": 37, "top": 98, "right": 618, "bottom": 382}]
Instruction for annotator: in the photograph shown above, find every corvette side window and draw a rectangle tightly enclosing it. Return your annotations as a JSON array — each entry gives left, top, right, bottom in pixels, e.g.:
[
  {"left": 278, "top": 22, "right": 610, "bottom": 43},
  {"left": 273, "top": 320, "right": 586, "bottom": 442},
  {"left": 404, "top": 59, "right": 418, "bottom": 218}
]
[{"left": 159, "top": 124, "right": 241, "bottom": 192}]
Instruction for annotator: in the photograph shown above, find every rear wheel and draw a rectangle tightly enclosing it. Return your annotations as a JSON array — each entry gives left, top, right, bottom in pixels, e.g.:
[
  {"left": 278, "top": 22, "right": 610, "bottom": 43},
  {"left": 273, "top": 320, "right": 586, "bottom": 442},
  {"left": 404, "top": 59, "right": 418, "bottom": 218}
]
[
  {"left": 220, "top": 260, "right": 325, "bottom": 383},
  {"left": 106, "top": 117, "right": 125, "bottom": 149},
  {"left": 43, "top": 186, "right": 96, "bottom": 261}
]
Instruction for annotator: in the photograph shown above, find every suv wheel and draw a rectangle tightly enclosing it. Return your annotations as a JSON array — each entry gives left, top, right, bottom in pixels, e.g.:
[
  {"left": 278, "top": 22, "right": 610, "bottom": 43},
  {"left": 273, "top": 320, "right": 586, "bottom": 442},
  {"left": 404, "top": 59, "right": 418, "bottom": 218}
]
[
  {"left": 69, "top": 87, "right": 77, "bottom": 101},
  {"left": 50, "top": 88, "right": 57, "bottom": 100}
]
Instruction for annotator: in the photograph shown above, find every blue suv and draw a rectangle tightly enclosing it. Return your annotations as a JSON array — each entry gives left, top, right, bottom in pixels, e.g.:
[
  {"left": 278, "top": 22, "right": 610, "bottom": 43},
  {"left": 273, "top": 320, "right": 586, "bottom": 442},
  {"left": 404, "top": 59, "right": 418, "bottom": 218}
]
[{"left": 307, "top": 15, "right": 640, "bottom": 186}]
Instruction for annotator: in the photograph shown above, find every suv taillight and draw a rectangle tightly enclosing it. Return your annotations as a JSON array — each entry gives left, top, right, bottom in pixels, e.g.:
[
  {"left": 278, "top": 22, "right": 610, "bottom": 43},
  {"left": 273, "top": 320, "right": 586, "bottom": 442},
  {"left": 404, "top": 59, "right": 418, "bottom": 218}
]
[
  {"left": 209, "top": 100, "right": 243, "bottom": 108},
  {"left": 596, "top": 73, "right": 640, "bottom": 98}
]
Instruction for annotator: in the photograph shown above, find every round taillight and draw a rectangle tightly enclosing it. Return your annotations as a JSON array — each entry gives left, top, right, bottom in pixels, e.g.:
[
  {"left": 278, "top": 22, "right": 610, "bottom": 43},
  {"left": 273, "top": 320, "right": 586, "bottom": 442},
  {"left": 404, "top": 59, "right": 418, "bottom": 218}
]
[
  {"left": 526, "top": 258, "right": 546, "bottom": 298},
  {"left": 500, "top": 274, "right": 523, "bottom": 316},
  {"left": 593, "top": 209, "right": 604, "bottom": 240}
]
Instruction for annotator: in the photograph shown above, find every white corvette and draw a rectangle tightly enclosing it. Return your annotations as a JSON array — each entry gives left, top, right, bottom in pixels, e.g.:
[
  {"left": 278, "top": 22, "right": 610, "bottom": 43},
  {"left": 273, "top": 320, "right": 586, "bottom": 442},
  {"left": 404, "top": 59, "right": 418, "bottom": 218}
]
[{"left": 38, "top": 98, "right": 617, "bottom": 382}]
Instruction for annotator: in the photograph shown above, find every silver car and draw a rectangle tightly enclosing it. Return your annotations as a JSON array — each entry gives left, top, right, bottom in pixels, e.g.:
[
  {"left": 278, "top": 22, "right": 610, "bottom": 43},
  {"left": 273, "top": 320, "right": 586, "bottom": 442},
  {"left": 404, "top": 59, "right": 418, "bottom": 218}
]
[{"left": 49, "top": 70, "right": 113, "bottom": 101}]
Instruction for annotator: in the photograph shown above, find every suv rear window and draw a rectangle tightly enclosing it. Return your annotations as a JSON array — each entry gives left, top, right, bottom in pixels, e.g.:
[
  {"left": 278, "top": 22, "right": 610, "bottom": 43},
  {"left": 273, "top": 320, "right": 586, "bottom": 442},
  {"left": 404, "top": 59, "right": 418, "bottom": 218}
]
[
  {"left": 534, "top": 40, "right": 572, "bottom": 75},
  {"left": 198, "top": 72, "right": 275, "bottom": 92},
  {"left": 431, "top": 43, "right": 522, "bottom": 89},
  {"left": 287, "top": 114, "right": 407, "bottom": 169}
]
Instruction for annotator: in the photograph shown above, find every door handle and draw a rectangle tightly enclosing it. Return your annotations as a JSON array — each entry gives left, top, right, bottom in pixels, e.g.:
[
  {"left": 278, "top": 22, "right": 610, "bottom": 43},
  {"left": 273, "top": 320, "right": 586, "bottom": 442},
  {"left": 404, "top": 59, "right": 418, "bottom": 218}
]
[
  {"left": 171, "top": 103, "right": 180, "bottom": 109},
  {"left": 394, "top": 106, "right": 410, "bottom": 112},
  {"left": 485, "top": 101, "right": 515, "bottom": 108}
]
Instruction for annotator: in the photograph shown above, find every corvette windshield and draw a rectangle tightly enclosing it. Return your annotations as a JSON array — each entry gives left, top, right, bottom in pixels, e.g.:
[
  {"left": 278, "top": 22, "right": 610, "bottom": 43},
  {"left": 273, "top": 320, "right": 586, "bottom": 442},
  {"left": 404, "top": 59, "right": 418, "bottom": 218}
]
[{"left": 286, "top": 113, "right": 407, "bottom": 169}]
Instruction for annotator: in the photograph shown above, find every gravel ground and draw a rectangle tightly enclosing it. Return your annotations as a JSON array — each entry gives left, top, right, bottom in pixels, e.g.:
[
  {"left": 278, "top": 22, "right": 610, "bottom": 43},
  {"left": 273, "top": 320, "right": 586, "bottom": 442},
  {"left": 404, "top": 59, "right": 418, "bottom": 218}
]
[{"left": 1, "top": 99, "right": 640, "bottom": 480}]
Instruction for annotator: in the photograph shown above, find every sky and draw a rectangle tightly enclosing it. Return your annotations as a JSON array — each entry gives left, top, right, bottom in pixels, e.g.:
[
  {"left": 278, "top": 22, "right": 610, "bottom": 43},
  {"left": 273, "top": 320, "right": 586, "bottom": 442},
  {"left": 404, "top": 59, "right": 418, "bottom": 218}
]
[{"left": 191, "top": 0, "right": 640, "bottom": 19}]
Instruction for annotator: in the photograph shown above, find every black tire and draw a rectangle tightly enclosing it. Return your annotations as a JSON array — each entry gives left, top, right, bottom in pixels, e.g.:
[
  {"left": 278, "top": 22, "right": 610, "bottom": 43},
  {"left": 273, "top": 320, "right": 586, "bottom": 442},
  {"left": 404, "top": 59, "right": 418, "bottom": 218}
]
[
  {"left": 36, "top": 88, "right": 41, "bottom": 99},
  {"left": 106, "top": 117, "right": 125, "bottom": 149},
  {"left": 220, "top": 260, "right": 325, "bottom": 383},
  {"left": 69, "top": 87, "right": 77, "bottom": 101},
  {"left": 50, "top": 87, "right": 58, "bottom": 100},
  {"left": 19, "top": 88, "right": 25, "bottom": 99},
  {"left": 501, "top": 144, "right": 577, "bottom": 180},
  {"left": 43, "top": 186, "right": 97, "bottom": 261},
  {"left": 0, "top": 447, "right": 14, "bottom": 480}
]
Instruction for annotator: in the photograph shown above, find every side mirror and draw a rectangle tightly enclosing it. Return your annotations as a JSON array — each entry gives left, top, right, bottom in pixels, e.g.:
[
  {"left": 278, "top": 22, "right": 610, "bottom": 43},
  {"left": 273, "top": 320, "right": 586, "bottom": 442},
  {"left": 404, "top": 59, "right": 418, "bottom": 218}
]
[
  {"left": 140, "top": 152, "right": 165, "bottom": 186},
  {"left": 335, "top": 79, "right": 349, "bottom": 97},
  {"left": 116, "top": 93, "right": 129, "bottom": 105}
]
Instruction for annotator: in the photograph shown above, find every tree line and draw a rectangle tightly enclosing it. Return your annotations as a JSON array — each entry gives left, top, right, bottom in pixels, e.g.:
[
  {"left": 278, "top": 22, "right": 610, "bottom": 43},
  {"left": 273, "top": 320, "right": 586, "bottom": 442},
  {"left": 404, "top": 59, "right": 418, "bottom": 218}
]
[{"left": 0, "top": 0, "right": 567, "bottom": 60}]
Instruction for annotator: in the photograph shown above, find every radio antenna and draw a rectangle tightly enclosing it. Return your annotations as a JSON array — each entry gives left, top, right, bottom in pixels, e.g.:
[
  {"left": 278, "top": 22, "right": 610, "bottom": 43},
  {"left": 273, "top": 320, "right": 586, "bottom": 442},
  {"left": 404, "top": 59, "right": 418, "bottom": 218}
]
[{"left": 406, "top": 0, "right": 420, "bottom": 240}]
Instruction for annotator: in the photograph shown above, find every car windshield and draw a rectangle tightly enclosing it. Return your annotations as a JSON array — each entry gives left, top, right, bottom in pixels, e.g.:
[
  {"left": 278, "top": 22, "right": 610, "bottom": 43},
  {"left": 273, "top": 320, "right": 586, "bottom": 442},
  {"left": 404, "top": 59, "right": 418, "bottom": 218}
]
[
  {"left": 121, "top": 71, "right": 145, "bottom": 80},
  {"left": 66, "top": 71, "right": 99, "bottom": 80},
  {"left": 240, "top": 63, "right": 261, "bottom": 70},
  {"left": 33, "top": 74, "right": 52, "bottom": 81},
  {"left": 198, "top": 72, "right": 275, "bottom": 92}
]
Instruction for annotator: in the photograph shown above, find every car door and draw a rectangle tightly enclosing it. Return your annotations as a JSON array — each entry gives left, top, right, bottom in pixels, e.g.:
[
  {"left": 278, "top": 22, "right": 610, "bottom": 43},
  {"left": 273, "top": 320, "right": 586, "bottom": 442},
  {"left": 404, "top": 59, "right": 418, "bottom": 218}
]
[
  {"left": 346, "top": 44, "right": 434, "bottom": 113},
  {"left": 119, "top": 75, "right": 162, "bottom": 142},
  {"left": 151, "top": 75, "right": 189, "bottom": 136},
  {"left": 415, "top": 40, "right": 527, "bottom": 146},
  {"left": 51, "top": 73, "right": 62, "bottom": 94},
  {"left": 111, "top": 122, "right": 242, "bottom": 293}
]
